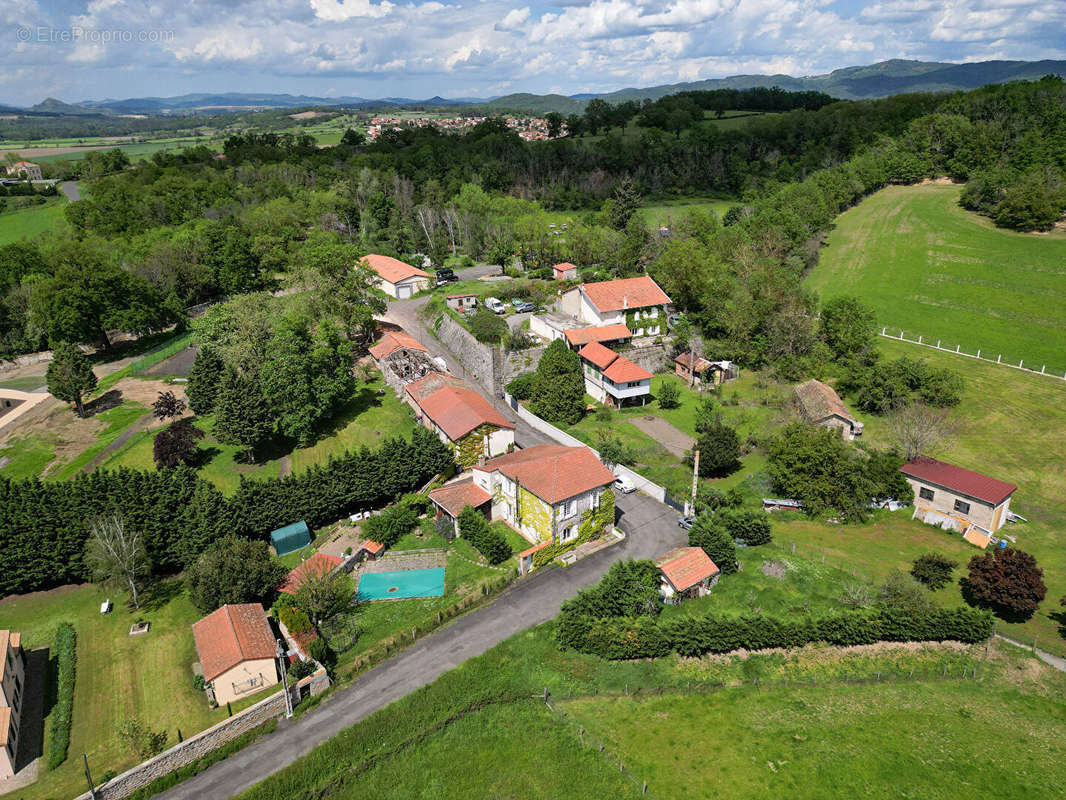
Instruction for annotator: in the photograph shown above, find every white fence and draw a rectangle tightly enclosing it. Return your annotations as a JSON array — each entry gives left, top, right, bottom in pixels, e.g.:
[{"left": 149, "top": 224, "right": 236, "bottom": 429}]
[
  {"left": 505, "top": 393, "right": 670, "bottom": 504},
  {"left": 879, "top": 328, "right": 1066, "bottom": 382}
]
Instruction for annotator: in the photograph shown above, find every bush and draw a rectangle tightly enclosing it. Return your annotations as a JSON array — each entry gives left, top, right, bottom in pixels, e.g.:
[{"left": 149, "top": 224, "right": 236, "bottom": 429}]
[
  {"left": 288, "top": 658, "right": 317, "bottom": 681},
  {"left": 468, "top": 308, "right": 509, "bottom": 343},
  {"left": 560, "top": 559, "right": 662, "bottom": 619},
  {"left": 911, "top": 553, "right": 957, "bottom": 591},
  {"left": 46, "top": 622, "right": 76, "bottom": 770},
  {"left": 117, "top": 717, "right": 168, "bottom": 759},
  {"left": 961, "top": 547, "right": 1047, "bottom": 622},
  {"left": 309, "top": 637, "right": 336, "bottom": 671},
  {"left": 717, "top": 509, "right": 772, "bottom": 546},
  {"left": 687, "top": 516, "right": 737, "bottom": 574},
  {"left": 458, "top": 506, "right": 511, "bottom": 565},
  {"left": 278, "top": 605, "right": 313, "bottom": 635},
  {"left": 361, "top": 505, "right": 419, "bottom": 549},
  {"left": 657, "top": 380, "right": 681, "bottom": 409},
  {"left": 505, "top": 372, "right": 536, "bottom": 400},
  {"left": 878, "top": 571, "right": 937, "bottom": 616},
  {"left": 693, "top": 419, "right": 741, "bottom": 477}
]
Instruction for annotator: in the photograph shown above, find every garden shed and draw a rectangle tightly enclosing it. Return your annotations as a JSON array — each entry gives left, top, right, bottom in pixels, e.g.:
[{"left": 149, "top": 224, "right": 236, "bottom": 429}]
[{"left": 271, "top": 520, "right": 311, "bottom": 556}]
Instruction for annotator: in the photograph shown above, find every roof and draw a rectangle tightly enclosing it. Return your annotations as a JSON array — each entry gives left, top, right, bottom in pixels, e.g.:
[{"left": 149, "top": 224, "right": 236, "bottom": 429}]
[
  {"left": 369, "top": 330, "right": 428, "bottom": 360},
  {"left": 580, "top": 275, "right": 671, "bottom": 313},
  {"left": 479, "top": 444, "right": 615, "bottom": 505},
  {"left": 794, "top": 379, "right": 858, "bottom": 424},
  {"left": 603, "top": 356, "right": 653, "bottom": 383},
  {"left": 675, "top": 352, "right": 714, "bottom": 372},
  {"left": 405, "top": 372, "right": 514, "bottom": 441},
  {"left": 428, "top": 479, "right": 493, "bottom": 517},
  {"left": 360, "top": 540, "right": 385, "bottom": 555},
  {"left": 655, "top": 547, "right": 720, "bottom": 592},
  {"left": 578, "top": 341, "right": 620, "bottom": 370},
  {"left": 564, "top": 324, "right": 632, "bottom": 347},
  {"left": 900, "top": 457, "right": 1017, "bottom": 505},
  {"left": 279, "top": 553, "right": 343, "bottom": 595},
  {"left": 447, "top": 293, "right": 477, "bottom": 298},
  {"left": 192, "top": 604, "right": 277, "bottom": 683},
  {"left": 360, "top": 253, "right": 431, "bottom": 285},
  {"left": 12, "top": 161, "right": 37, "bottom": 167},
  {"left": 518, "top": 540, "right": 552, "bottom": 558},
  {"left": 553, "top": 262, "right": 578, "bottom": 274}
]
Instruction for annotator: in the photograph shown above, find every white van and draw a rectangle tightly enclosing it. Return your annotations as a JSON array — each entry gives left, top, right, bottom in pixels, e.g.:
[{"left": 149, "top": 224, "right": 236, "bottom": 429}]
[{"left": 485, "top": 297, "right": 506, "bottom": 314}]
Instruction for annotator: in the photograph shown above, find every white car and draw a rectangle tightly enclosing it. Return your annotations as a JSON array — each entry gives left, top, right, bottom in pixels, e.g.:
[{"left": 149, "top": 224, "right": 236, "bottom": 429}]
[
  {"left": 485, "top": 297, "right": 506, "bottom": 314},
  {"left": 613, "top": 474, "right": 636, "bottom": 494}
]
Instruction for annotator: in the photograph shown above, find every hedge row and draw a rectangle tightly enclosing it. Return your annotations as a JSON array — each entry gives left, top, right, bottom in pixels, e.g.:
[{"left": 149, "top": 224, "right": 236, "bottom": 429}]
[
  {"left": 556, "top": 606, "right": 994, "bottom": 660},
  {"left": 46, "top": 622, "right": 77, "bottom": 770}
]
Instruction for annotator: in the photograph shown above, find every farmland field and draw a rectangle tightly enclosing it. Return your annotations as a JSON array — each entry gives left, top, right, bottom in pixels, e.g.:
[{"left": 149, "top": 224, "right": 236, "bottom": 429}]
[
  {"left": 807, "top": 183, "right": 1066, "bottom": 375},
  {"left": 641, "top": 197, "right": 734, "bottom": 227},
  {"left": 0, "top": 197, "right": 68, "bottom": 244}
]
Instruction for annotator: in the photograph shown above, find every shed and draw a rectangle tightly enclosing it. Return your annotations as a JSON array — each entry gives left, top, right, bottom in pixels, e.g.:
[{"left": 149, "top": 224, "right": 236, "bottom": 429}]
[{"left": 271, "top": 521, "right": 311, "bottom": 556}]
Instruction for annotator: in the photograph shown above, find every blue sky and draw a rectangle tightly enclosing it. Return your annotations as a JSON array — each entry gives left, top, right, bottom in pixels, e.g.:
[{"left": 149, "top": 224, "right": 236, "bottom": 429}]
[{"left": 4, "top": 1, "right": 1065, "bottom": 105}]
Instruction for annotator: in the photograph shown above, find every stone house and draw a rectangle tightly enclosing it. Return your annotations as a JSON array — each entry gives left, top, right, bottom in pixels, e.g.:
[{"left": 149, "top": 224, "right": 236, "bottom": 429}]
[
  {"left": 5, "top": 162, "right": 41, "bottom": 181},
  {"left": 557, "top": 275, "right": 671, "bottom": 337},
  {"left": 404, "top": 372, "right": 515, "bottom": 466},
  {"left": 0, "top": 631, "right": 25, "bottom": 781},
  {"left": 360, "top": 253, "right": 431, "bottom": 299},
  {"left": 552, "top": 262, "right": 578, "bottom": 280},
  {"left": 794, "top": 379, "right": 863, "bottom": 440},
  {"left": 428, "top": 479, "right": 493, "bottom": 537},
  {"left": 900, "top": 457, "right": 1017, "bottom": 535},
  {"left": 577, "top": 341, "right": 652, "bottom": 407},
  {"left": 192, "top": 604, "right": 279, "bottom": 707},
  {"left": 655, "top": 547, "right": 720, "bottom": 603}
]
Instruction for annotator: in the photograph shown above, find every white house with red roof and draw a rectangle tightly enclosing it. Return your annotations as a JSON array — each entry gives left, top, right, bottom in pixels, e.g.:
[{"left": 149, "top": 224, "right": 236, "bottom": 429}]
[
  {"left": 404, "top": 372, "right": 515, "bottom": 466},
  {"left": 577, "top": 341, "right": 652, "bottom": 407},
  {"left": 192, "top": 604, "right": 279, "bottom": 706},
  {"left": 558, "top": 275, "right": 671, "bottom": 337},
  {"left": 655, "top": 547, "right": 720, "bottom": 603},
  {"left": 5, "top": 161, "right": 41, "bottom": 181},
  {"left": 360, "top": 253, "right": 431, "bottom": 299},
  {"left": 900, "top": 457, "right": 1017, "bottom": 537},
  {"left": 471, "top": 444, "right": 615, "bottom": 546}
]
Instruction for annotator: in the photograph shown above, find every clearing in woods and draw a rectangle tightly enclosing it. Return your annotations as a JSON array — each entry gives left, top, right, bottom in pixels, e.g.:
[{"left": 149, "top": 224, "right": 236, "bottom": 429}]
[{"left": 807, "top": 183, "right": 1066, "bottom": 375}]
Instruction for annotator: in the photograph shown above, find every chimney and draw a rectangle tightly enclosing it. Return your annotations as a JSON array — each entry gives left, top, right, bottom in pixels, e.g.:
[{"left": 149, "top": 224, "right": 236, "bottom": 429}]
[{"left": 623, "top": 295, "right": 628, "bottom": 310}]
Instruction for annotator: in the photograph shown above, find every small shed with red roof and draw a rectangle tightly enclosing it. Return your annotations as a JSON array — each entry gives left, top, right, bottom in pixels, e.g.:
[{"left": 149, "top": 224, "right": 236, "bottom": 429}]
[
  {"left": 428, "top": 479, "right": 493, "bottom": 537},
  {"left": 900, "top": 457, "right": 1017, "bottom": 534},
  {"left": 552, "top": 262, "right": 578, "bottom": 281},
  {"left": 655, "top": 547, "right": 720, "bottom": 603}
]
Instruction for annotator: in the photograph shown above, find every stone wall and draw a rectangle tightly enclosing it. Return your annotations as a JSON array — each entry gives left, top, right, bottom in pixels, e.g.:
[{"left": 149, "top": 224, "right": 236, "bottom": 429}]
[
  {"left": 617, "top": 343, "right": 671, "bottom": 374},
  {"left": 0, "top": 350, "right": 53, "bottom": 373},
  {"left": 432, "top": 312, "right": 497, "bottom": 396},
  {"left": 74, "top": 669, "right": 330, "bottom": 800}
]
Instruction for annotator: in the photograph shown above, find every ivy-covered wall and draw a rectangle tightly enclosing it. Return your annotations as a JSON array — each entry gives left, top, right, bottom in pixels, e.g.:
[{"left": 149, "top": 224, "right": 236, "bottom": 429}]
[
  {"left": 624, "top": 307, "right": 663, "bottom": 337},
  {"left": 456, "top": 423, "right": 499, "bottom": 468},
  {"left": 518, "top": 486, "right": 554, "bottom": 542},
  {"left": 532, "top": 488, "right": 615, "bottom": 569}
]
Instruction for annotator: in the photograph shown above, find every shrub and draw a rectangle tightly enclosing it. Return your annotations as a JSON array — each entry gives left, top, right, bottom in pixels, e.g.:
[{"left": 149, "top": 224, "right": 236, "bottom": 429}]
[
  {"left": 278, "top": 605, "right": 313, "bottom": 635},
  {"left": 468, "top": 308, "right": 509, "bottom": 343},
  {"left": 687, "top": 516, "right": 737, "bottom": 574},
  {"left": 961, "top": 547, "right": 1047, "bottom": 622},
  {"left": 362, "top": 505, "right": 419, "bottom": 549},
  {"left": 505, "top": 372, "right": 536, "bottom": 400},
  {"left": 657, "top": 380, "right": 681, "bottom": 409},
  {"left": 117, "top": 717, "right": 168, "bottom": 759},
  {"left": 693, "top": 419, "right": 741, "bottom": 477},
  {"left": 288, "top": 658, "right": 317, "bottom": 681},
  {"left": 839, "top": 582, "right": 874, "bottom": 609},
  {"left": 458, "top": 506, "right": 511, "bottom": 565},
  {"left": 46, "top": 622, "right": 76, "bottom": 770},
  {"left": 878, "top": 571, "right": 937, "bottom": 616},
  {"left": 560, "top": 559, "right": 661, "bottom": 619},
  {"left": 309, "top": 637, "right": 336, "bottom": 671},
  {"left": 718, "top": 509, "right": 772, "bottom": 546},
  {"left": 153, "top": 419, "right": 205, "bottom": 468},
  {"left": 694, "top": 485, "right": 743, "bottom": 514},
  {"left": 911, "top": 553, "right": 957, "bottom": 591}
]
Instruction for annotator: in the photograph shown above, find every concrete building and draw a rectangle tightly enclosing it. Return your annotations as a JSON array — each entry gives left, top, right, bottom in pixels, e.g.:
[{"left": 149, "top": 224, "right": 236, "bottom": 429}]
[
  {"left": 900, "top": 457, "right": 1017, "bottom": 537},
  {"left": 794, "top": 379, "right": 863, "bottom": 440},
  {"left": 192, "top": 604, "right": 279, "bottom": 707},
  {"left": 471, "top": 445, "right": 615, "bottom": 546},
  {"left": 577, "top": 341, "right": 652, "bottom": 407},
  {"left": 446, "top": 293, "right": 478, "bottom": 312},
  {"left": 558, "top": 275, "right": 671, "bottom": 337},
  {"left": 5, "top": 162, "right": 41, "bottom": 181},
  {"left": 656, "top": 547, "right": 720, "bottom": 603},
  {"left": 552, "top": 262, "right": 578, "bottom": 281},
  {"left": 360, "top": 254, "right": 431, "bottom": 299},
  {"left": 0, "top": 631, "right": 25, "bottom": 780}
]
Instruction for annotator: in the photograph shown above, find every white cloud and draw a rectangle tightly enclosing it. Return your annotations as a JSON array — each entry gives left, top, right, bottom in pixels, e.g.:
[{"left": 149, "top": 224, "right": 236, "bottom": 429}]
[
  {"left": 308, "top": 0, "right": 394, "bottom": 21},
  {"left": 495, "top": 6, "right": 529, "bottom": 31}
]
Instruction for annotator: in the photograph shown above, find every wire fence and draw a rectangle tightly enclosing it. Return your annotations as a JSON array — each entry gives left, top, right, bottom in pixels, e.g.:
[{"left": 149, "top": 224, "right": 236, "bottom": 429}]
[
  {"left": 878, "top": 327, "right": 1066, "bottom": 381},
  {"left": 769, "top": 539, "right": 876, "bottom": 585}
]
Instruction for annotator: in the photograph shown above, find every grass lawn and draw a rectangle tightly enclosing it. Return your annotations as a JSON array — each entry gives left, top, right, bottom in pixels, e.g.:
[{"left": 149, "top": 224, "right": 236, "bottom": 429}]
[
  {"left": 807, "top": 183, "right": 1066, "bottom": 375},
  {"left": 563, "top": 680, "right": 1066, "bottom": 799},
  {"left": 640, "top": 197, "right": 735, "bottom": 227},
  {"left": 0, "top": 433, "right": 57, "bottom": 480},
  {"left": 0, "top": 581, "right": 259, "bottom": 800},
  {"left": 0, "top": 197, "right": 67, "bottom": 245},
  {"left": 0, "top": 376, "right": 47, "bottom": 391}
]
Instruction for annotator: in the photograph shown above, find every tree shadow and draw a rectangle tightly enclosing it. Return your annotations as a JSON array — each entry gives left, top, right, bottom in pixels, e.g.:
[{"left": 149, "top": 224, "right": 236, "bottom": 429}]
[
  {"left": 84, "top": 389, "right": 123, "bottom": 417},
  {"left": 1049, "top": 607, "right": 1066, "bottom": 638},
  {"left": 307, "top": 387, "right": 384, "bottom": 446},
  {"left": 138, "top": 577, "right": 185, "bottom": 613},
  {"left": 14, "top": 647, "right": 49, "bottom": 771}
]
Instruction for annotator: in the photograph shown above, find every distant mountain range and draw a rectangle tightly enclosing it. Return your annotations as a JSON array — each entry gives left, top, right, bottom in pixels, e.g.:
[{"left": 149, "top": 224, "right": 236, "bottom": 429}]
[{"left": 7, "top": 59, "right": 1066, "bottom": 117}]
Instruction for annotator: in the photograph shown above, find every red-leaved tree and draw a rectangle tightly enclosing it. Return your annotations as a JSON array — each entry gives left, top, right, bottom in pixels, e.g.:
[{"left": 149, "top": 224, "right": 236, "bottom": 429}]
[{"left": 961, "top": 547, "right": 1046, "bottom": 622}]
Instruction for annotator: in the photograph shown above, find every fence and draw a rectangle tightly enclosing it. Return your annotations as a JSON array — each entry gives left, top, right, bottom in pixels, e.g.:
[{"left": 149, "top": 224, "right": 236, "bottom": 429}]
[
  {"left": 879, "top": 327, "right": 1066, "bottom": 381},
  {"left": 772, "top": 539, "right": 875, "bottom": 585}
]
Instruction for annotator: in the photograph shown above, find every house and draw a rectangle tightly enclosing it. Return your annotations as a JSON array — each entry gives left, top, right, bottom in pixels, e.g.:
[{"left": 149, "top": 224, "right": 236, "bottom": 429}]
[
  {"left": 674, "top": 353, "right": 737, "bottom": 388},
  {"left": 360, "top": 253, "right": 432, "bottom": 299},
  {"left": 354, "top": 540, "right": 385, "bottom": 562},
  {"left": 370, "top": 329, "right": 441, "bottom": 391},
  {"left": 271, "top": 521, "right": 311, "bottom": 557},
  {"left": 428, "top": 479, "right": 493, "bottom": 537},
  {"left": 563, "top": 324, "right": 633, "bottom": 350},
  {"left": 192, "top": 604, "right": 279, "bottom": 706},
  {"left": 471, "top": 445, "right": 615, "bottom": 546},
  {"left": 552, "top": 262, "right": 578, "bottom": 281},
  {"left": 578, "top": 341, "right": 652, "bottom": 407},
  {"left": 0, "top": 631, "right": 25, "bottom": 780},
  {"left": 655, "top": 547, "right": 720, "bottom": 603},
  {"left": 404, "top": 372, "right": 515, "bottom": 466},
  {"left": 900, "top": 457, "right": 1017, "bottom": 535},
  {"left": 369, "top": 330, "right": 428, "bottom": 361},
  {"left": 794, "top": 379, "right": 863, "bottom": 440},
  {"left": 5, "top": 162, "right": 41, "bottom": 181},
  {"left": 446, "top": 293, "right": 477, "bottom": 312},
  {"left": 558, "top": 275, "right": 671, "bottom": 337},
  {"left": 279, "top": 553, "right": 343, "bottom": 595}
]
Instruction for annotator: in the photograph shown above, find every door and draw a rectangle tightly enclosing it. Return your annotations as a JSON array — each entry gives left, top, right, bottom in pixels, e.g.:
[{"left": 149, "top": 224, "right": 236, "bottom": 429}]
[{"left": 397, "top": 284, "right": 412, "bottom": 299}]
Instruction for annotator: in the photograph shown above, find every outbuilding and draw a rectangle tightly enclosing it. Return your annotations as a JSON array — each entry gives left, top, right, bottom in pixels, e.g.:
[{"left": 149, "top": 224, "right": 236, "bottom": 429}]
[
  {"left": 900, "top": 457, "right": 1017, "bottom": 534},
  {"left": 552, "top": 262, "right": 578, "bottom": 281},
  {"left": 360, "top": 253, "right": 432, "bottom": 299},
  {"left": 428, "top": 479, "right": 493, "bottom": 538},
  {"left": 271, "top": 521, "right": 311, "bottom": 556},
  {"left": 794, "top": 379, "right": 863, "bottom": 440},
  {"left": 446, "top": 293, "right": 478, "bottom": 312},
  {"left": 655, "top": 547, "right": 720, "bottom": 603}
]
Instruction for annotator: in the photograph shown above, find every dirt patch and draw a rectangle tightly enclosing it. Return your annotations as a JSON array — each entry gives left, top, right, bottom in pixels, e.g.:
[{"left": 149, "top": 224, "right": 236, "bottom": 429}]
[
  {"left": 760, "top": 560, "right": 788, "bottom": 579},
  {"left": 0, "top": 145, "right": 122, "bottom": 160},
  {"left": 917, "top": 177, "right": 958, "bottom": 186},
  {"left": 109, "top": 377, "right": 187, "bottom": 407},
  {"left": 143, "top": 345, "right": 199, "bottom": 379},
  {"left": 627, "top": 416, "right": 695, "bottom": 458},
  {"left": 0, "top": 582, "right": 85, "bottom": 607},
  {"left": 289, "top": 111, "right": 329, "bottom": 120}
]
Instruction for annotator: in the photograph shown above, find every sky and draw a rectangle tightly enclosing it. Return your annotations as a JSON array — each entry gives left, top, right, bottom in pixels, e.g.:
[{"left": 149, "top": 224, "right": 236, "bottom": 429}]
[{"left": 4, "top": 0, "right": 1066, "bottom": 105}]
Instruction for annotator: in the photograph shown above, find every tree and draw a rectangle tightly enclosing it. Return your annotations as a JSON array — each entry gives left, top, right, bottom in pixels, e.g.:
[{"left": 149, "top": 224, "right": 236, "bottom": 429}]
[
  {"left": 687, "top": 516, "right": 737, "bottom": 574},
  {"left": 458, "top": 505, "right": 511, "bottom": 565},
  {"left": 595, "top": 431, "right": 633, "bottom": 467},
  {"left": 505, "top": 372, "right": 536, "bottom": 400},
  {"left": 911, "top": 553, "right": 957, "bottom": 591},
  {"left": 819, "top": 295, "right": 876, "bottom": 360},
  {"left": 185, "top": 346, "right": 225, "bottom": 415},
  {"left": 467, "top": 307, "right": 509, "bottom": 343},
  {"left": 293, "top": 568, "right": 352, "bottom": 626},
  {"left": 340, "top": 128, "right": 366, "bottom": 147},
  {"left": 85, "top": 514, "right": 149, "bottom": 609},
  {"left": 153, "top": 418, "right": 204, "bottom": 468},
  {"left": 718, "top": 509, "right": 772, "bottom": 545},
  {"left": 213, "top": 366, "right": 272, "bottom": 463},
  {"left": 962, "top": 547, "right": 1047, "bottom": 622},
  {"left": 605, "top": 178, "right": 642, "bottom": 231},
  {"left": 117, "top": 718, "right": 168, "bottom": 759},
  {"left": 530, "top": 339, "right": 585, "bottom": 426},
  {"left": 878, "top": 571, "right": 936, "bottom": 615},
  {"left": 561, "top": 559, "right": 661, "bottom": 618},
  {"left": 545, "top": 112, "right": 564, "bottom": 138},
  {"left": 46, "top": 341, "right": 97, "bottom": 417},
  {"left": 186, "top": 535, "right": 288, "bottom": 614},
  {"left": 694, "top": 419, "right": 741, "bottom": 477},
  {"left": 152, "top": 390, "right": 186, "bottom": 422},
  {"left": 889, "top": 402, "right": 953, "bottom": 460},
  {"left": 658, "top": 380, "right": 681, "bottom": 409}
]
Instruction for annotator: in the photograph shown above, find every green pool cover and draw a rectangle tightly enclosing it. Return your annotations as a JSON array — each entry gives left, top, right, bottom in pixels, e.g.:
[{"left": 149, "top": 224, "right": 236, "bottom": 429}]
[{"left": 357, "top": 568, "right": 446, "bottom": 601}]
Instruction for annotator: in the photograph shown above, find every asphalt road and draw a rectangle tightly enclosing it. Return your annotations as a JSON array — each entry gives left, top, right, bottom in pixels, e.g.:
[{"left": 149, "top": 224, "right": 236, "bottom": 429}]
[{"left": 57, "top": 180, "right": 81, "bottom": 202}]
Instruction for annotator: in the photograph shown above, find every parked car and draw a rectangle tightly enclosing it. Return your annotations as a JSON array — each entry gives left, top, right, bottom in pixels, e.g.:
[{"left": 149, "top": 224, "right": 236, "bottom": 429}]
[
  {"left": 512, "top": 300, "right": 535, "bottom": 313},
  {"left": 613, "top": 474, "right": 637, "bottom": 494},
  {"left": 678, "top": 516, "right": 696, "bottom": 529},
  {"left": 435, "top": 268, "right": 457, "bottom": 286},
  {"left": 668, "top": 313, "right": 682, "bottom": 328},
  {"left": 485, "top": 297, "right": 506, "bottom": 314}
]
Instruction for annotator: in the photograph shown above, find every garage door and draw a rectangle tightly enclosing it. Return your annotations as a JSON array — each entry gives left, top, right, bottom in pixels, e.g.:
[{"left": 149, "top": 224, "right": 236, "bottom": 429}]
[{"left": 397, "top": 284, "right": 412, "bottom": 299}]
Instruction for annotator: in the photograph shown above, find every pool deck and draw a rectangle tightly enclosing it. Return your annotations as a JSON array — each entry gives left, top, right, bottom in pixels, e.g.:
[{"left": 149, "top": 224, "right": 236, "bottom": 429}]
[{"left": 361, "top": 550, "right": 447, "bottom": 573}]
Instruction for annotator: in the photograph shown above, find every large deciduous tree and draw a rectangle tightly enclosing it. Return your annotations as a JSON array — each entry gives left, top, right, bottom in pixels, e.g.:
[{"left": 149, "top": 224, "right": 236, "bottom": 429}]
[
  {"left": 962, "top": 547, "right": 1047, "bottom": 622},
  {"left": 46, "top": 341, "right": 97, "bottom": 417},
  {"left": 153, "top": 418, "right": 204, "bottom": 468},
  {"left": 530, "top": 339, "right": 585, "bottom": 425},
  {"left": 819, "top": 295, "right": 876, "bottom": 360},
  {"left": 85, "top": 514, "right": 150, "bottom": 609},
  {"left": 186, "top": 536, "right": 287, "bottom": 614}
]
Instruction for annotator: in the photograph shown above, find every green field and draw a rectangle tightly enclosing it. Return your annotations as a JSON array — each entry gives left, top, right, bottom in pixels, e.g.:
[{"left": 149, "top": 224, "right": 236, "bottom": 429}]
[
  {"left": 641, "top": 197, "right": 734, "bottom": 227},
  {"left": 0, "top": 197, "right": 67, "bottom": 244},
  {"left": 808, "top": 183, "right": 1066, "bottom": 375}
]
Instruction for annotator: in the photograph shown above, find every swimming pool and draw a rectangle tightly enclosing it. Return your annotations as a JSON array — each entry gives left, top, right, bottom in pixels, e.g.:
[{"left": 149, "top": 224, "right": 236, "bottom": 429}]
[{"left": 356, "top": 568, "right": 446, "bottom": 601}]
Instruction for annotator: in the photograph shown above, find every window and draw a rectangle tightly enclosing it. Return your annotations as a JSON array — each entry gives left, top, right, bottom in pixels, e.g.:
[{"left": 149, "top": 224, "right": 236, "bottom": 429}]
[
  {"left": 954, "top": 499, "right": 971, "bottom": 515},
  {"left": 627, "top": 381, "right": 642, "bottom": 388},
  {"left": 563, "top": 499, "right": 577, "bottom": 518},
  {"left": 560, "top": 525, "right": 577, "bottom": 542},
  {"left": 919, "top": 487, "right": 934, "bottom": 502}
]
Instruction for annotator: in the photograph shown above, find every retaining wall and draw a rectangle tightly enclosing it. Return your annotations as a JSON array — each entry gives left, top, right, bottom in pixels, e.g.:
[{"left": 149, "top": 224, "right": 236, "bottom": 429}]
[
  {"left": 616, "top": 343, "right": 670, "bottom": 374},
  {"left": 433, "top": 313, "right": 496, "bottom": 395}
]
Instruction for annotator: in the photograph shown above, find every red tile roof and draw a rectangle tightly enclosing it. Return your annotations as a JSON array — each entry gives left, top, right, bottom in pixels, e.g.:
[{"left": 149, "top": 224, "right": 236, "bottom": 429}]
[
  {"left": 565, "top": 324, "right": 633, "bottom": 347},
  {"left": 428, "top": 480, "right": 492, "bottom": 517},
  {"left": 405, "top": 373, "right": 514, "bottom": 441},
  {"left": 675, "top": 352, "right": 714, "bottom": 372},
  {"left": 369, "top": 330, "right": 428, "bottom": 360},
  {"left": 192, "top": 604, "right": 276, "bottom": 683},
  {"left": 581, "top": 275, "right": 671, "bottom": 313},
  {"left": 603, "top": 356, "right": 653, "bottom": 384},
  {"left": 479, "top": 445, "right": 615, "bottom": 505},
  {"left": 279, "top": 553, "right": 343, "bottom": 595},
  {"left": 361, "top": 540, "right": 385, "bottom": 555},
  {"left": 553, "top": 262, "right": 578, "bottom": 276},
  {"left": 794, "top": 379, "right": 858, "bottom": 424},
  {"left": 656, "top": 547, "right": 719, "bottom": 592},
  {"left": 518, "top": 540, "right": 552, "bottom": 558},
  {"left": 360, "top": 253, "right": 431, "bottom": 285},
  {"left": 578, "top": 341, "right": 619, "bottom": 370},
  {"left": 900, "top": 457, "right": 1017, "bottom": 505}
]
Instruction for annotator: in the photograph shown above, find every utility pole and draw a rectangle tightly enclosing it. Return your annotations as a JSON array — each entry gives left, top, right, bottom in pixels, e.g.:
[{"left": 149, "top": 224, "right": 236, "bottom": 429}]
[
  {"left": 687, "top": 449, "right": 700, "bottom": 517},
  {"left": 276, "top": 639, "right": 294, "bottom": 719}
]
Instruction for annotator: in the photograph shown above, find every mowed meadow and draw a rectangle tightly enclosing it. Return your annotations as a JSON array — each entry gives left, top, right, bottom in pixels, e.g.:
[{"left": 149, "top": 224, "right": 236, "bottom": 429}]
[{"left": 807, "top": 183, "right": 1066, "bottom": 375}]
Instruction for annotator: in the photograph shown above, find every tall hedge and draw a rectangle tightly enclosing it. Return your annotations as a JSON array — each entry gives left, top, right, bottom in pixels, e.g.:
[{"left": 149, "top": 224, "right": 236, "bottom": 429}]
[
  {"left": 0, "top": 427, "right": 452, "bottom": 596},
  {"left": 46, "top": 622, "right": 77, "bottom": 770}
]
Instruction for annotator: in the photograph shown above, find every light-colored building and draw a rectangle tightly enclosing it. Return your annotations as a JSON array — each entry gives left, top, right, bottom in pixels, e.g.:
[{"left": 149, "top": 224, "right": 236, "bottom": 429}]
[
  {"left": 794, "top": 379, "right": 863, "bottom": 440},
  {"left": 0, "top": 631, "right": 25, "bottom": 780},
  {"left": 563, "top": 324, "right": 632, "bottom": 350},
  {"left": 446, "top": 293, "right": 478, "bottom": 312},
  {"left": 471, "top": 445, "right": 615, "bottom": 546},
  {"left": 656, "top": 547, "right": 720, "bottom": 603},
  {"left": 674, "top": 353, "right": 737, "bottom": 388},
  {"left": 552, "top": 262, "right": 579, "bottom": 281},
  {"left": 404, "top": 372, "right": 515, "bottom": 467},
  {"left": 558, "top": 275, "right": 671, "bottom": 337},
  {"left": 360, "top": 253, "right": 432, "bottom": 299},
  {"left": 577, "top": 341, "right": 652, "bottom": 407},
  {"left": 192, "top": 604, "right": 279, "bottom": 707},
  {"left": 900, "top": 457, "right": 1017, "bottom": 536},
  {"left": 5, "top": 162, "right": 41, "bottom": 181}
]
